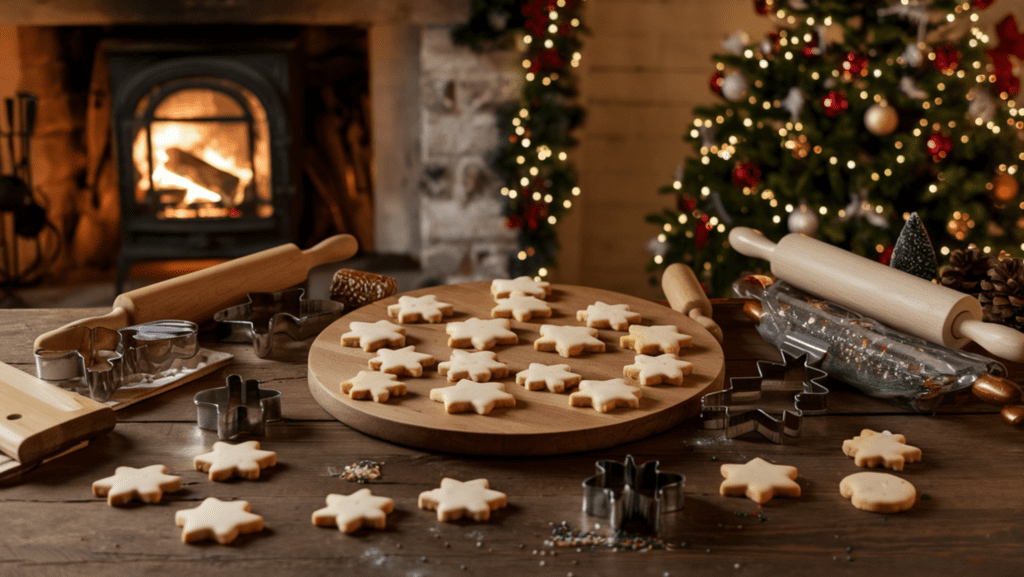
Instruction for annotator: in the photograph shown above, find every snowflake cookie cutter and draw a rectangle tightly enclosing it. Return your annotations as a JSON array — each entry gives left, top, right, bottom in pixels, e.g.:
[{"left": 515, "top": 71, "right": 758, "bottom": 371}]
[
  {"left": 582, "top": 455, "right": 685, "bottom": 535},
  {"left": 214, "top": 288, "right": 345, "bottom": 357},
  {"left": 701, "top": 351, "right": 829, "bottom": 444},
  {"left": 194, "top": 374, "right": 282, "bottom": 440}
]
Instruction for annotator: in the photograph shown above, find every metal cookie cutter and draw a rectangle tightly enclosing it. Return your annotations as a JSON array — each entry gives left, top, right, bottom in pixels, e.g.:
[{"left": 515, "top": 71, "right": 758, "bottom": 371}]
[
  {"left": 34, "top": 320, "right": 199, "bottom": 402},
  {"left": 194, "top": 374, "right": 282, "bottom": 439},
  {"left": 582, "top": 455, "right": 685, "bottom": 535},
  {"left": 701, "top": 350, "right": 829, "bottom": 444},
  {"left": 214, "top": 288, "right": 345, "bottom": 357}
]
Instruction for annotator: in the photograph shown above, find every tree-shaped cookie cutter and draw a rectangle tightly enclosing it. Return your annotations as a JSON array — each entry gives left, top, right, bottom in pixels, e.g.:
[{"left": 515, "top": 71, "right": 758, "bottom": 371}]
[
  {"left": 194, "top": 374, "right": 282, "bottom": 439},
  {"left": 701, "top": 351, "right": 829, "bottom": 444},
  {"left": 582, "top": 455, "right": 685, "bottom": 535},
  {"left": 214, "top": 288, "right": 345, "bottom": 357}
]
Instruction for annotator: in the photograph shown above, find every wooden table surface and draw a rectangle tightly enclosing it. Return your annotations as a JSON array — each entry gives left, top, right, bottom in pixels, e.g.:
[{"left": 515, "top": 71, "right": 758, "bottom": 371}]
[{"left": 1, "top": 301, "right": 1022, "bottom": 577}]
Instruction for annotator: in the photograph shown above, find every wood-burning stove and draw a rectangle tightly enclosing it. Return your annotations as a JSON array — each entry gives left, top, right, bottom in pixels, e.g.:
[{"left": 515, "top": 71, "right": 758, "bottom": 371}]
[{"left": 106, "top": 39, "right": 300, "bottom": 291}]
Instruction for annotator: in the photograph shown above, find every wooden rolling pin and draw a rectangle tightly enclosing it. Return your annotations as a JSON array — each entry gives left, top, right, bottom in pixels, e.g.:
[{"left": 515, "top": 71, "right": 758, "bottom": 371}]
[
  {"left": 34, "top": 235, "right": 359, "bottom": 354},
  {"left": 729, "top": 227, "right": 1024, "bottom": 362},
  {"left": 661, "top": 263, "right": 723, "bottom": 343}
]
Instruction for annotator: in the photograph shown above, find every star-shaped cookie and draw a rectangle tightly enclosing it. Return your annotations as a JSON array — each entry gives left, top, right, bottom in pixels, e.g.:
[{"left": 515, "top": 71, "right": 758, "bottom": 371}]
[
  {"left": 534, "top": 325, "right": 605, "bottom": 357},
  {"left": 619, "top": 325, "right": 693, "bottom": 354},
  {"left": 312, "top": 489, "right": 395, "bottom": 533},
  {"left": 341, "top": 320, "right": 406, "bottom": 352},
  {"left": 429, "top": 380, "right": 516, "bottom": 414},
  {"left": 719, "top": 457, "right": 801, "bottom": 505},
  {"left": 491, "top": 276, "right": 551, "bottom": 300},
  {"left": 576, "top": 301, "right": 641, "bottom": 331},
  {"left": 623, "top": 353, "right": 695, "bottom": 386},
  {"left": 438, "top": 350, "right": 509, "bottom": 382},
  {"left": 568, "top": 378, "right": 642, "bottom": 412},
  {"left": 491, "top": 291, "right": 553, "bottom": 322},
  {"left": 418, "top": 478, "right": 508, "bottom": 522},
  {"left": 175, "top": 497, "right": 264, "bottom": 544},
  {"left": 193, "top": 440, "right": 277, "bottom": 481},
  {"left": 341, "top": 370, "right": 408, "bottom": 402},
  {"left": 515, "top": 363, "right": 582, "bottom": 393},
  {"left": 842, "top": 429, "right": 922, "bottom": 471},
  {"left": 446, "top": 317, "right": 519, "bottom": 350},
  {"left": 387, "top": 294, "right": 454, "bottom": 323},
  {"left": 368, "top": 346, "right": 436, "bottom": 377},
  {"left": 92, "top": 464, "right": 182, "bottom": 506}
]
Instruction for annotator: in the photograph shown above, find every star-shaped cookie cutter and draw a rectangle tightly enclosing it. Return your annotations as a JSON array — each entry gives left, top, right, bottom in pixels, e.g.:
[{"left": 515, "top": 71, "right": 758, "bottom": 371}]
[
  {"left": 581, "top": 455, "right": 685, "bottom": 535},
  {"left": 701, "top": 351, "right": 829, "bottom": 444},
  {"left": 214, "top": 288, "right": 345, "bottom": 357},
  {"left": 194, "top": 374, "right": 282, "bottom": 439}
]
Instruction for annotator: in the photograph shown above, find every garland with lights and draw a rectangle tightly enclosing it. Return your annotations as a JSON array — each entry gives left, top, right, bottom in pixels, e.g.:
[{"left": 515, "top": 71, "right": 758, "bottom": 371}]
[
  {"left": 453, "top": 0, "right": 586, "bottom": 280},
  {"left": 647, "top": 0, "right": 1024, "bottom": 297}
]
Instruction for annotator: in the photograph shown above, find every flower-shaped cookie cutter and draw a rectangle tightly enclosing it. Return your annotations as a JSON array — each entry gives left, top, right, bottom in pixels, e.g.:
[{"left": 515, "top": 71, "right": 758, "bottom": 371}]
[
  {"left": 582, "top": 455, "right": 685, "bottom": 535},
  {"left": 701, "top": 350, "right": 829, "bottom": 444},
  {"left": 213, "top": 288, "right": 345, "bottom": 357},
  {"left": 194, "top": 374, "right": 282, "bottom": 439}
]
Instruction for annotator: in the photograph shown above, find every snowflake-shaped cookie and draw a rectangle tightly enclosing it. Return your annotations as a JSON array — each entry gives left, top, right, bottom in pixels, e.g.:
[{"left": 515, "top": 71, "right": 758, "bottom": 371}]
[
  {"left": 368, "top": 345, "right": 436, "bottom": 377},
  {"left": 429, "top": 380, "right": 516, "bottom": 414},
  {"left": 491, "top": 276, "right": 551, "bottom": 300},
  {"left": 175, "top": 497, "right": 264, "bottom": 544},
  {"left": 515, "top": 363, "right": 582, "bottom": 393},
  {"left": 534, "top": 325, "right": 605, "bottom": 357},
  {"left": 568, "top": 378, "right": 642, "bottom": 412},
  {"left": 842, "top": 429, "right": 922, "bottom": 471},
  {"left": 341, "top": 370, "right": 408, "bottom": 402},
  {"left": 418, "top": 478, "right": 508, "bottom": 522},
  {"left": 576, "top": 301, "right": 641, "bottom": 331},
  {"left": 341, "top": 320, "right": 406, "bottom": 352},
  {"left": 386, "top": 294, "right": 454, "bottom": 323},
  {"left": 446, "top": 317, "right": 519, "bottom": 350},
  {"left": 619, "top": 325, "right": 693, "bottom": 354},
  {"left": 720, "top": 457, "right": 801, "bottom": 505},
  {"left": 312, "top": 489, "right": 395, "bottom": 533},
  {"left": 193, "top": 440, "right": 277, "bottom": 481},
  {"left": 623, "top": 353, "right": 695, "bottom": 386},
  {"left": 491, "top": 291, "right": 553, "bottom": 322},
  {"left": 92, "top": 464, "right": 182, "bottom": 506},
  {"left": 438, "top": 350, "right": 509, "bottom": 382}
]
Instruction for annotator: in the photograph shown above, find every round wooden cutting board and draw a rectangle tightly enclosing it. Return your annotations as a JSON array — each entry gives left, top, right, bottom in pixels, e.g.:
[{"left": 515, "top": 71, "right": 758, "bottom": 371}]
[{"left": 308, "top": 282, "right": 724, "bottom": 456}]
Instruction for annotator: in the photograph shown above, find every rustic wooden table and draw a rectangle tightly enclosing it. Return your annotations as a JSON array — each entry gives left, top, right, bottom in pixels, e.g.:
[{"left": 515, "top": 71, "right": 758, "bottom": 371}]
[{"left": 1, "top": 301, "right": 1021, "bottom": 576}]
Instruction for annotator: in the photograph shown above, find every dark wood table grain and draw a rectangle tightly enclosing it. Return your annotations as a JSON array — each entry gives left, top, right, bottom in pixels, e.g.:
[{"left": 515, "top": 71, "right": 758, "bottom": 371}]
[{"left": 1, "top": 302, "right": 1021, "bottom": 576}]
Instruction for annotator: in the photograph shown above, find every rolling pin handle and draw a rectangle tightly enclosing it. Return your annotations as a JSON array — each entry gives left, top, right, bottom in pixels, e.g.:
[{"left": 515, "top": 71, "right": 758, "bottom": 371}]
[
  {"left": 954, "top": 315, "right": 1024, "bottom": 363},
  {"left": 301, "top": 234, "right": 359, "bottom": 267},
  {"left": 728, "top": 227, "right": 777, "bottom": 261},
  {"left": 661, "top": 262, "right": 724, "bottom": 343},
  {"left": 32, "top": 306, "right": 130, "bottom": 354}
]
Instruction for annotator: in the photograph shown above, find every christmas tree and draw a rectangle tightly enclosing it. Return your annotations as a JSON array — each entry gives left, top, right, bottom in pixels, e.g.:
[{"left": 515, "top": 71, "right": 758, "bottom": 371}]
[{"left": 646, "top": 0, "right": 1024, "bottom": 297}]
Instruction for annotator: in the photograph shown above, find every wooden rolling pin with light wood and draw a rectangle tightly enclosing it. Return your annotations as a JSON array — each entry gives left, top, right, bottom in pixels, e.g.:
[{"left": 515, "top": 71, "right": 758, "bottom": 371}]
[
  {"left": 729, "top": 227, "right": 1024, "bottom": 362},
  {"left": 661, "top": 263, "right": 723, "bottom": 343}
]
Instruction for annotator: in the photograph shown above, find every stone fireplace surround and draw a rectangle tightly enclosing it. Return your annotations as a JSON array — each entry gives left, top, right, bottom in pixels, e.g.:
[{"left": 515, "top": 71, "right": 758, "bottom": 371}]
[{"left": 2, "top": 0, "right": 519, "bottom": 288}]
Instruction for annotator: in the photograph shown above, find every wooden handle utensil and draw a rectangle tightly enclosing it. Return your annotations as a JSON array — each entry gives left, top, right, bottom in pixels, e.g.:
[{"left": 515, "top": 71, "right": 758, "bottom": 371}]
[{"left": 661, "top": 263, "right": 723, "bottom": 343}]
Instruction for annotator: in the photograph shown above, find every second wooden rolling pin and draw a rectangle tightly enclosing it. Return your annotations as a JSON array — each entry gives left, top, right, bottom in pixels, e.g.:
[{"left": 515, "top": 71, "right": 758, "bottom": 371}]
[{"left": 729, "top": 227, "right": 1024, "bottom": 362}]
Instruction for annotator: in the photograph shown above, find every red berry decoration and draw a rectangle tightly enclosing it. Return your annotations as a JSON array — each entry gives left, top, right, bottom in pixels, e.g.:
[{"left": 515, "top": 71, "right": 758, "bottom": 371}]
[
  {"left": 933, "top": 44, "right": 962, "bottom": 72},
  {"left": 973, "top": 0, "right": 995, "bottom": 8},
  {"left": 926, "top": 132, "right": 953, "bottom": 161},
  {"left": 841, "top": 52, "right": 868, "bottom": 77},
  {"left": 507, "top": 215, "right": 523, "bottom": 229},
  {"left": 821, "top": 91, "right": 849, "bottom": 117},
  {"left": 709, "top": 70, "right": 725, "bottom": 96},
  {"left": 802, "top": 37, "right": 819, "bottom": 58},
  {"left": 732, "top": 160, "right": 762, "bottom": 188},
  {"left": 753, "top": 0, "right": 775, "bottom": 15}
]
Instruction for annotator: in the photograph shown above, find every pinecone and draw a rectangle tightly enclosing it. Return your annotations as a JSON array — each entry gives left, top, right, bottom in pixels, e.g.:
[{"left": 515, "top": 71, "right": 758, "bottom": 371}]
[
  {"left": 979, "top": 257, "right": 1024, "bottom": 330},
  {"left": 940, "top": 247, "right": 995, "bottom": 297}
]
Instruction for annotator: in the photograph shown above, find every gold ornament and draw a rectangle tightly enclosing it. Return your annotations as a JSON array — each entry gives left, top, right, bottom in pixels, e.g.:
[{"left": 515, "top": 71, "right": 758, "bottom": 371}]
[
  {"left": 992, "top": 172, "right": 1020, "bottom": 204},
  {"left": 864, "top": 102, "right": 899, "bottom": 136},
  {"left": 787, "top": 202, "right": 820, "bottom": 235}
]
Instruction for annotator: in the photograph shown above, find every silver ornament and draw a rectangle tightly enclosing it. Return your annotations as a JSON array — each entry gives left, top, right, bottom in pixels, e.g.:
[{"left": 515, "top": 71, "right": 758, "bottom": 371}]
[
  {"left": 787, "top": 203, "right": 820, "bottom": 235},
  {"left": 782, "top": 87, "right": 806, "bottom": 122},
  {"left": 722, "top": 31, "right": 750, "bottom": 56},
  {"left": 721, "top": 71, "right": 749, "bottom": 102}
]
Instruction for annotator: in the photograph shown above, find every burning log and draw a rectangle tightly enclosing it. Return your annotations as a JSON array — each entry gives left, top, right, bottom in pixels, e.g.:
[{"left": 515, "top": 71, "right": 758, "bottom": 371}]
[{"left": 163, "top": 147, "right": 240, "bottom": 205}]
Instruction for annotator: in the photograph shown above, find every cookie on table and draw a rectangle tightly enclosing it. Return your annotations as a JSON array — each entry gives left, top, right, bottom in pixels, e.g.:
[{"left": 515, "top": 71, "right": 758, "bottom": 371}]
[
  {"left": 619, "top": 325, "right": 693, "bottom": 355},
  {"left": 491, "top": 291, "right": 552, "bottom": 322},
  {"left": 368, "top": 346, "right": 436, "bottom": 377},
  {"left": 341, "top": 370, "right": 408, "bottom": 402},
  {"left": 418, "top": 478, "right": 508, "bottom": 522},
  {"left": 92, "top": 464, "right": 182, "bottom": 506},
  {"left": 842, "top": 429, "right": 922, "bottom": 471},
  {"left": 719, "top": 457, "right": 801, "bottom": 505},
  {"left": 534, "top": 325, "right": 605, "bottom": 357},
  {"left": 839, "top": 472, "right": 917, "bottom": 513},
  {"left": 429, "top": 380, "right": 516, "bottom": 415},
  {"left": 387, "top": 294, "right": 454, "bottom": 323},
  {"left": 175, "top": 497, "right": 263, "bottom": 545},
  {"left": 576, "top": 301, "right": 641, "bottom": 331},
  {"left": 569, "top": 378, "right": 642, "bottom": 413},
  {"left": 491, "top": 276, "right": 551, "bottom": 300},
  {"left": 312, "top": 489, "right": 394, "bottom": 534},
  {"left": 438, "top": 350, "right": 509, "bottom": 383},
  {"left": 446, "top": 317, "right": 519, "bottom": 350},
  {"left": 341, "top": 320, "right": 406, "bottom": 352},
  {"left": 515, "top": 363, "right": 581, "bottom": 393},
  {"left": 623, "top": 353, "right": 694, "bottom": 386},
  {"left": 193, "top": 440, "right": 277, "bottom": 482}
]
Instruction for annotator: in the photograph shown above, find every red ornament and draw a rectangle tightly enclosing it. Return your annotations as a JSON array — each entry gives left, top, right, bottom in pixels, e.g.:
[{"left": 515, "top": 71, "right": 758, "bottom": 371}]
[
  {"left": 973, "top": 0, "right": 995, "bottom": 8},
  {"left": 926, "top": 132, "right": 953, "bottom": 161},
  {"left": 695, "top": 215, "right": 711, "bottom": 251},
  {"left": 821, "top": 91, "right": 849, "bottom": 117},
  {"left": 841, "top": 52, "right": 868, "bottom": 77},
  {"left": 507, "top": 215, "right": 523, "bottom": 229},
  {"left": 802, "top": 37, "right": 819, "bottom": 58},
  {"left": 709, "top": 70, "right": 725, "bottom": 95},
  {"left": 732, "top": 160, "right": 762, "bottom": 188},
  {"left": 765, "top": 32, "right": 781, "bottom": 55},
  {"left": 879, "top": 245, "right": 894, "bottom": 266},
  {"left": 988, "top": 16, "right": 1024, "bottom": 96},
  {"left": 933, "top": 44, "right": 962, "bottom": 72},
  {"left": 753, "top": 0, "right": 775, "bottom": 15}
]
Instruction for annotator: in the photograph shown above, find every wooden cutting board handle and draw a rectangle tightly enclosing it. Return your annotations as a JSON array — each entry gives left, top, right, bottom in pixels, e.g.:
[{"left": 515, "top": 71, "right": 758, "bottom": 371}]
[
  {"left": 0, "top": 360, "right": 116, "bottom": 466},
  {"left": 661, "top": 263, "right": 723, "bottom": 343}
]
